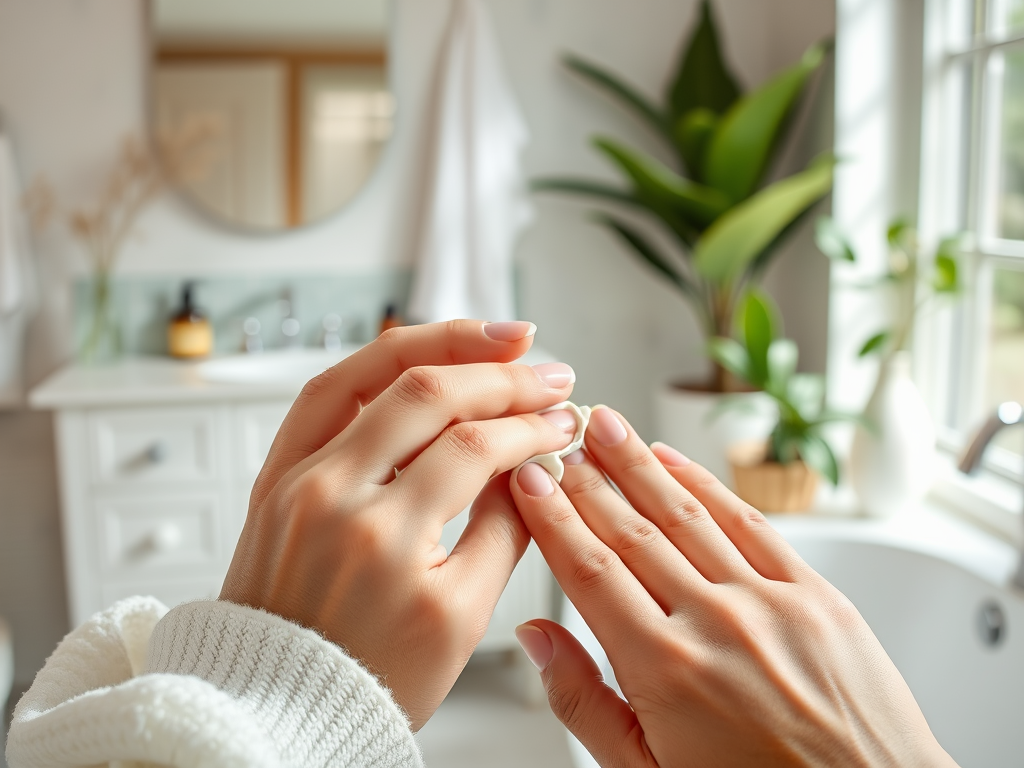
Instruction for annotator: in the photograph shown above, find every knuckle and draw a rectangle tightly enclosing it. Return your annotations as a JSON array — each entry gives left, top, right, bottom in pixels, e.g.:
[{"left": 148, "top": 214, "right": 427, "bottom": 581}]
[
  {"left": 375, "top": 325, "right": 409, "bottom": 349},
  {"left": 569, "top": 547, "right": 619, "bottom": 594},
  {"left": 444, "top": 422, "right": 494, "bottom": 460},
  {"left": 298, "top": 368, "right": 336, "bottom": 401},
  {"left": 661, "top": 495, "right": 710, "bottom": 533},
  {"left": 394, "top": 366, "right": 448, "bottom": 406},
  {"left": 546, "top": 679, "right": 590, "bottom": 731},
  {"left": 732, "top": 502, "right": 770, "bottom": 532},
  {"left": 562, "top": 470, "right": 609, "bottom": 500},
  {"left": 290, "top": 468, "right": 337, "bottom": 515},
  {"left": 343, "top": 510, "right": 391, "bottom": 558},
  {"left": 611, "top": 516, "right": 661, "bottom": 557},
  {"left": 620, "top": 447, "right": 657, "bottom": 475}
]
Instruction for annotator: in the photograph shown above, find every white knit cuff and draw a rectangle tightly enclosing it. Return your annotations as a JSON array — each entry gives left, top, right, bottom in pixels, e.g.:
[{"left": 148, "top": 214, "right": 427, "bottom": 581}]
[{"left": 146, "top": 600, "right": 423, "bottom": 768}]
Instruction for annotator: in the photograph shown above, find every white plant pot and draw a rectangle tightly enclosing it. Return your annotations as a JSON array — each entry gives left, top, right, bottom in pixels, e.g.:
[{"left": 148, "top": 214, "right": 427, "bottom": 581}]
[
  {"left": 653, "top": 383, "right": 775, "bottom": 489},
  {"left": 849, "top": 351, "right": 936, "bottom": 518}
]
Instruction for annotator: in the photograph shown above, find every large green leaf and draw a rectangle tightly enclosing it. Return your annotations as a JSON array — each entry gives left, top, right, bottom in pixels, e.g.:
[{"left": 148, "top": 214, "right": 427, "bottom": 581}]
[
  {"left": 767, "top": 338, "right": 799, "bottom": 394},
  {"left": 858, "top": 330, "right": 891, "bottom": 357},
  {"left": 738, "top": 290, "right": 778, "bottom": 388},
  {"left": 933, "top": 235, "right": 962, "bottom": 293},
  {"left": 531, "top": 177, "right": 641, "bottom": 208},
  {"left": 814, "top": 215, "right": 856, "bottom": 262},
  {"left": 798, "top": 432, "right": 840, "bottom": 485},
  {"left": 745, "top": 200, "right": 824, "bottom": 279},
  {"left": 707, "top": 337, "right": 750, "bottom": 382},
  {"left": 704, "top": 42, "right": 828, "bottom": 203},
  {"left": 592, "top": 213, "right": 698, "bottom": 300},
  {"left": 594, "top": 137, "right": 731, "bottom": 230},
  {"left": 674, "top": 108, "right": 719, "bottom": 182},
  {"left": 668, "top": 0, "right": 742, "bottom": 119},
  {"left": 562, "top": 54, "right": 669, "bottom": 141},
  {"left": 693, "top": 158, "right": 835, "bottom": 286}
]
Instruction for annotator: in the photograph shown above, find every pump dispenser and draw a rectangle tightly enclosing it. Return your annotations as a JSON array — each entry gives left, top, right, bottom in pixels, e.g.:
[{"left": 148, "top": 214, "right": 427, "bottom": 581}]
[{"left": 167, "top": 281, "right": 213, "bottom": 359}]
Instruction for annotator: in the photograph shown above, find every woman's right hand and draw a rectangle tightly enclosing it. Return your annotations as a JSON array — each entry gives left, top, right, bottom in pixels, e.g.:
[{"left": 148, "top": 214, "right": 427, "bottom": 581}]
[{"left": 511, "top": 406, "right": 958, "bottom": 768}]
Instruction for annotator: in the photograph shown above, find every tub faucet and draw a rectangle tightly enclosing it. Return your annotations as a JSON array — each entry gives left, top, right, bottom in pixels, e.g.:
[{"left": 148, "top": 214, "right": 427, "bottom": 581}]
[{"left": 958, "top": 401, "right": 1024, "bottom": 587}]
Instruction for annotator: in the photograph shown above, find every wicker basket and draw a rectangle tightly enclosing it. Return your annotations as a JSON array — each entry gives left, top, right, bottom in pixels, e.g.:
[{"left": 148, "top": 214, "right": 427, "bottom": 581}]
[{"left": 727, "top": 440, "right": 819, "bottom": 513}]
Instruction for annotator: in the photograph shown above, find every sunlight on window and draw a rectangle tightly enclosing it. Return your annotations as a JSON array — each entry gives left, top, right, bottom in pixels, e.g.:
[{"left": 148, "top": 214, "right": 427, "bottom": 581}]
[
  {"left": 998, "top": 48, "right": 1024, "bottom": 238},
  {"left": 991, "top": 0, "right": 1024, "bottom": 35},
  {"left": 987, "top": 268, "right": 1024, "bottom": 454}
]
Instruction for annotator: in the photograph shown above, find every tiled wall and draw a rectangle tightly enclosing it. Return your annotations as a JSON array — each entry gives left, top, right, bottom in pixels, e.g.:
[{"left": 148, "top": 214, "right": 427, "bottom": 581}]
[{"left": 74, "top": 269, "right": 413, "bottom": 357}]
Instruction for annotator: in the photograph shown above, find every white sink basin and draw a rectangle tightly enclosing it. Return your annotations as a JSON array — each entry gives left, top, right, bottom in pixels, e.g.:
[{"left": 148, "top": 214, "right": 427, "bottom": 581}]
[{"left": 197, "top": 346, "right": 362, "bottom": 384}]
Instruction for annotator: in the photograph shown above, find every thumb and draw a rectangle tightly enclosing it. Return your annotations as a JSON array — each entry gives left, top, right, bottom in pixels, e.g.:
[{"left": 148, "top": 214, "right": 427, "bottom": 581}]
[{"left": 515, "top": 619, "right": 653, "bottom": 768}]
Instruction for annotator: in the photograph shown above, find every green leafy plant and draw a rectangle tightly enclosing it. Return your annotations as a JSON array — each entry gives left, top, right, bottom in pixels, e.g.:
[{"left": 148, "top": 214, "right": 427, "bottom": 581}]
[
  {"left": 815, "top": 216, "right": 964, "bottom": 365},
  {"left": 708, "top": 291, "right": 853, "bottom": 484},
  {"left": 534, "top": 0, "right": 834, "bottom": 391}
]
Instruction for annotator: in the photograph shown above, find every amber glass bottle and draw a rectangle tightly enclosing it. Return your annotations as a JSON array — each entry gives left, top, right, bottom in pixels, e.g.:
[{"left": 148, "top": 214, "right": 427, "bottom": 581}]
[{"left": 167, "top": 281, "right": 213, "bottom": 359}]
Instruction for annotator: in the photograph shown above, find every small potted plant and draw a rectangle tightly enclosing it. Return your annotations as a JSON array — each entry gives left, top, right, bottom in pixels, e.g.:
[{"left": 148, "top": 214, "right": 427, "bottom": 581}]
[
  {"left": 816, "top": 217, "right": 963, "bottom": 517},
  {"left": 708, "top": 291, "right": 852, "bottom": 512},
  {"left": 533, "top": 0, "right": 835, "bottom": 480}
]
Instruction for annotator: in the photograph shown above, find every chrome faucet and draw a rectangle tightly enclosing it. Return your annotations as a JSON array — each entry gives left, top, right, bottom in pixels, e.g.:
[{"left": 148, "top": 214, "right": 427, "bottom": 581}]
[
  {"left": 279, "top": 288, "right": 302, "bottom": 349},
  {"left": 958, "top": 401, "right": 1024, "bottom": 586},
  {"left": 957, "top": 402, "right": 1024, "bottom": 474}
]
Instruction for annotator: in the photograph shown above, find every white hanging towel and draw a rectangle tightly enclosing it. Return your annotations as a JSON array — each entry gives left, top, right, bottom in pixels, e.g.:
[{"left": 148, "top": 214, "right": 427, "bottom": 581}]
[
  {"left": 406, "top": 0, "right": 533, "bottom": 324},
  {"left": 0, "top": 130, "right": 38, "bottom": 407}
]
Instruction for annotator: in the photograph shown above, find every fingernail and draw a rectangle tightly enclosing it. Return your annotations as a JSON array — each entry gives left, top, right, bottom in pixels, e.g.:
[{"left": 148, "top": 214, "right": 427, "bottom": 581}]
[
  {"left": 516, "top": 462, "right": 555, "bottom": 497},
  {"left": 651, "top": 442, "right": 691, "bottom": 467},
  {"left": 532, "top": 362, "right": 575, "bottom": 389},
  {"left": 540, "top": 408, "right": 578, "bottom": 433},
  {"left": 484, "top": 321, "right": 537, "bottom": 342},
  {"left": 588, "top": 406, "right": 627, "bottom": 446},
  {"left": 562, "top": 449, "right": 585, "bottom": 465},
  {"left": 515, "top": 624, "right": 553, "bottom": 670}
]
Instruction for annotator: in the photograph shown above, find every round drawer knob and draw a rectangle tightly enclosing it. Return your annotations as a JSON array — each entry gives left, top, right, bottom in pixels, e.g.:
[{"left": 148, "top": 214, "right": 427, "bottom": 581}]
[
  {"left": 149, "top": 523, "right": 183, "bottom": 553},
  {"left": 146, "top": 442, "right": 168, "bottom": 464}
]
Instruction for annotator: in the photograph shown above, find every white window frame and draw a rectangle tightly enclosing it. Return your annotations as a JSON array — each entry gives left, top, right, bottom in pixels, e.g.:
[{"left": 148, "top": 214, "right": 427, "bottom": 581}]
[{"left": 833, "top": 0, "right": 1024, "bottom": 544}]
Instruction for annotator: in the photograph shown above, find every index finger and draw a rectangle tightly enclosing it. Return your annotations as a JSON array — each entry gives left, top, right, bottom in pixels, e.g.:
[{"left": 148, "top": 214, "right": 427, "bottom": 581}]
[
  {"left": 510, "top": 462, "right": 664, "bottom": 656},
  {"left": 257, "top": 319, "right": 538, "bottom": 498}
]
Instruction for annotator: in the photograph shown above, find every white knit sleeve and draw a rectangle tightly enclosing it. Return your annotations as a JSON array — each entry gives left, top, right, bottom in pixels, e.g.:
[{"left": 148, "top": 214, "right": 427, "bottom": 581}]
[{"left": 6, "top": 598, "right": 423, "bottom": 768}]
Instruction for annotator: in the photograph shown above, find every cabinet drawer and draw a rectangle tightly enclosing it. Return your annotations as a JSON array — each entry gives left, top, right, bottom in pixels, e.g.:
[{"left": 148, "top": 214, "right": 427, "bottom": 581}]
[
  {"left": 88, "top": 406, "right": 219, "bottom": 486},
  {"left": 97, "top": 493, "right": 223, "bottom": 577},
  {"left": 234, "top": 401, "right": 292, "bottom": 481}
]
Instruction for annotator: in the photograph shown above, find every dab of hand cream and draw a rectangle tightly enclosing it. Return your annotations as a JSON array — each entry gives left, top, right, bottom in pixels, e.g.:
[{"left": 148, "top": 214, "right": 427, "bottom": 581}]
[{"left": 520, "top": 402, "right": 591, "bottom": 483}]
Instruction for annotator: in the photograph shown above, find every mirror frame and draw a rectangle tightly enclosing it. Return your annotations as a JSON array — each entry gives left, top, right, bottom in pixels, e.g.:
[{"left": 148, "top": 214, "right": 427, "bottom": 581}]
[{"left": 144, "top": 0, "right": 398, "bottom": 234}]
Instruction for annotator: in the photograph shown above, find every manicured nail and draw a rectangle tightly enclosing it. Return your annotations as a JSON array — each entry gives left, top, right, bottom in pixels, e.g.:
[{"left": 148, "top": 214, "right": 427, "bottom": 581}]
[
  {"left": 532, "top": 363, "right": 575, "bottom": 389},
  {"left": 588, "top": 406, "right": 627, "bottom": 446},
  {"left": 562, "top": 449, "right": 586, "bottom": 465},
  {"left": 540, "top": 409, "right": 578, "bottom": 433},
  {"left": 651, "top": 442, "right": 691, "bottom": 467},
  {"left": 484, "top": 321, "right": 537, "bottom": 342},
  {"left": 515, "top": 624, "right": 553, "bottom": 670},
  {"left": 516, "top": 462, "right": 555, "bottom": 497}
]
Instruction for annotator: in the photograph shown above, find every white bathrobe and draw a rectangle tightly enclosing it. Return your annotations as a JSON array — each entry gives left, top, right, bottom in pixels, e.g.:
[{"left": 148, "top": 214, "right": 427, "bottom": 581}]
[{"left": 6, "top": 598, "right": 423, "bottom": 768}]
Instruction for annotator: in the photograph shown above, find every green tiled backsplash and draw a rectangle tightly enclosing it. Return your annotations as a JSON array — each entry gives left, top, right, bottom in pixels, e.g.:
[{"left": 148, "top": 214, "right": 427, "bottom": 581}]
[{"left": 74, "top": 270, "right": 413, "bottom": 356}]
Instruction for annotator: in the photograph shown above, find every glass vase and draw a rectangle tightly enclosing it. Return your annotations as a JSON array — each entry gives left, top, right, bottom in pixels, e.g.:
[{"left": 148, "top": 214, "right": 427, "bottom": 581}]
[{"left": 78, "top": 271, "right": 122, "bottom": 364}]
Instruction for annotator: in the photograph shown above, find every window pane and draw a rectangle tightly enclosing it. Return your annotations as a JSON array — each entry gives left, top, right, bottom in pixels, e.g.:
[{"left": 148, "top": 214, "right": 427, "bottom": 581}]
[
  {"left": 997, "top": 46, "right": 1024, "bottom": 238},
  {"left": 989, "top": 0, "right": 1024, "bottom": 36},
  {"left": 986, "top": 267, "right": 1024, "bottom": 456}
]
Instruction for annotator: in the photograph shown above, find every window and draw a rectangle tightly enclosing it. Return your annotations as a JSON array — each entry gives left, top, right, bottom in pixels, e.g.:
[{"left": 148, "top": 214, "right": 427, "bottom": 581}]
[{"left": 923, "top": 0, "right": 1024, "bottom": 485}]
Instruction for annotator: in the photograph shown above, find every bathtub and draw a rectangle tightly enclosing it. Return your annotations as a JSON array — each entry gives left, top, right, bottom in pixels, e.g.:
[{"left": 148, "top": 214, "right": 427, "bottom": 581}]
[{"left": 563, "top": 509, "right": 1024, "bottom": 768}]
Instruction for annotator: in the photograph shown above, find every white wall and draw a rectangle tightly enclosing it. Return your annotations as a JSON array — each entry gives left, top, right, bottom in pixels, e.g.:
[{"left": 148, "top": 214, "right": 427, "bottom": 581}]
[{"left": 0, "top": 0, "right": 834, "bottom": 686}]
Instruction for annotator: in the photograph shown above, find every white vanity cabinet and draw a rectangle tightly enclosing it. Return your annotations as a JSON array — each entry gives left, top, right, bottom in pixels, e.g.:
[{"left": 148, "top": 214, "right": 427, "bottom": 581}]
[{"left": 31, "top": 357, "right": 553, "bottom": 651}]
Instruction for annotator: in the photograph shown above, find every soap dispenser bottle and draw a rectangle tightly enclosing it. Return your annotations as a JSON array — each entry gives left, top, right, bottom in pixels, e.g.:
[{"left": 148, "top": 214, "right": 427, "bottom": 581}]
[{"left": 168, "top": 281, "right": 213, "bottom": 359}]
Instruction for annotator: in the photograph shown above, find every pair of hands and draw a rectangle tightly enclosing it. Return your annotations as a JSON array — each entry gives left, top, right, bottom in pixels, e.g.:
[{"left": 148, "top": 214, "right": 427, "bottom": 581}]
[{"left": 221, "top": 321, "right": 956, "bottom": 767}]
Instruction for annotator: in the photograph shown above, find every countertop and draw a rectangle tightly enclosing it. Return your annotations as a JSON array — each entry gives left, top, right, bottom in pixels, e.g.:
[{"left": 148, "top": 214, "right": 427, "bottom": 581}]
[{"left": 29, "top": 346, "right": 558, "bottom": 409}]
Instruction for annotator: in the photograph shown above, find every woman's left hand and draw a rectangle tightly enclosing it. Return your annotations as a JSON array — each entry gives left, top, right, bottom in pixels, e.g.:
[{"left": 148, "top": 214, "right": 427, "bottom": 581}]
[{"left": 221, "top": 320, "right": 578, "bottom": 729}]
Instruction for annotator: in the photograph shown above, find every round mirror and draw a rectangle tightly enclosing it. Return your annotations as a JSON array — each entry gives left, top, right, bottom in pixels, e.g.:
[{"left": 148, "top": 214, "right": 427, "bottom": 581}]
[{"left": 150, "top": 0, "right": 393, "bottom": 231}]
